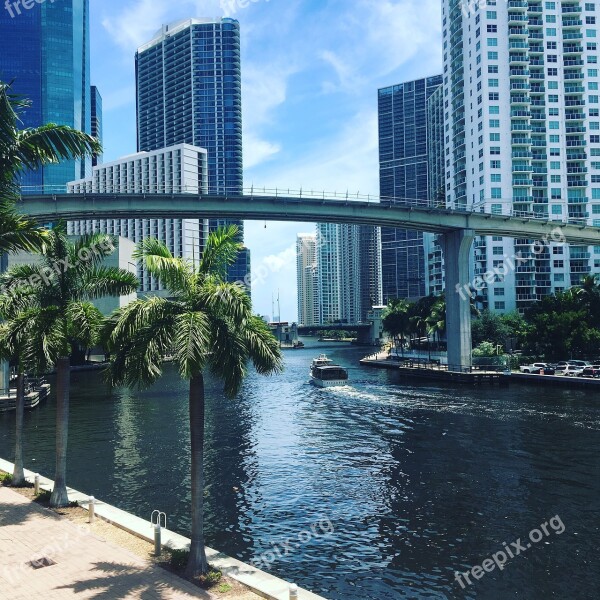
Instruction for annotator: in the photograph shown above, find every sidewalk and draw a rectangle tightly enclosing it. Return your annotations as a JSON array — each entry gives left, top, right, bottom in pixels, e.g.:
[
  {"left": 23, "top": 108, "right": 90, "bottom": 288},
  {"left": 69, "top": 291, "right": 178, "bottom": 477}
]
[{"left": 0, "top": 486, "right": 215, "bottom": 600}]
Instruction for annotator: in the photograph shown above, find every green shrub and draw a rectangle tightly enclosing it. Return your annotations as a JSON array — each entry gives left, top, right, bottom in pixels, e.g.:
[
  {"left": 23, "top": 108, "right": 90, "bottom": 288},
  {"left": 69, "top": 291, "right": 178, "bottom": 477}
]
[
  {"left": 169, "top": 549, "right": 189, "bottom": 571},
  {"left": 217, "top": 583, "right": 232, "bottom": 594},
  {"left": 0, "top": 473, "right": 12, "bottom": 486},
  {"left": 34, "top": 490, "right": 51, "bottom": 504}
]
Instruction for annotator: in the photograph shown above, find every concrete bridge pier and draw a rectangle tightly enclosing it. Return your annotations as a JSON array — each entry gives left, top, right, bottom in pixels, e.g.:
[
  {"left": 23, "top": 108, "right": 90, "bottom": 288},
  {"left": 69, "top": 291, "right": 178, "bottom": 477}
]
[{"left": 441, "top": 229, "right": 475, "bottom": 372}]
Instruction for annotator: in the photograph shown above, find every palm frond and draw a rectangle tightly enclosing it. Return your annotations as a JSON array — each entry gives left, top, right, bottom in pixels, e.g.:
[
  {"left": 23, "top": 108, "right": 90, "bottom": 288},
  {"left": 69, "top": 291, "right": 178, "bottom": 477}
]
[
  {"left": 0, "top": 199, "right": 48, "bottom": 254},
  {"left": 198, "top": 280, "right": 251, "bottom": 325},
  {"left": 109, "top": 297, "right": 182, "bottom": 388},
  {"left": 240, "top": 316, "right": 283, "bottom": 376},
  {"left": 208, "top": 317, "right": 248, "bottom": 398},
  {"left": 198, "top": 225, "right": 242, "bottom": 279},
  {"left": 14, "top": 124, "right": 101, "bottom": 172},
  {"left": 133, "top": 238, "right": 191, "bottom": 293},
  {"left": 68, "top": 232, "right": 118, "bottom": 274},
  {"left": 173, "top": 312, "right": 211, "bottom": 378},
  {"left": 66, "top": 301, "right": 103, "bottom": 348},
  {"left": 78, "top": 266, "right": 138, "bottom": 300}
]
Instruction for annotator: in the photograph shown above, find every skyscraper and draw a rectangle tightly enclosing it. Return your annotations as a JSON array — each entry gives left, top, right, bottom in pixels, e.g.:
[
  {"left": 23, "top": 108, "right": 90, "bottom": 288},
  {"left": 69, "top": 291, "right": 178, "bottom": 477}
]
[
  {"left": 315, "top": 224, "right": 382, "bottom": 324},
  {"left": 296, "top": 234, "right": 319, "bottom": 326},
  {"left": 135, "top": 18, "right": 249, "bottom": 286},
  {"left": 378, "top": 75, "right": 443, "bottom": 303},
  {"left": 90, "top": 86, "right": 103, "bottom": 167},
  {"left": 443, "top": 0, "right": 600, "bottom": 312},
  {"left": 0, "top": 0, "right": 91, "bottom": 192}
]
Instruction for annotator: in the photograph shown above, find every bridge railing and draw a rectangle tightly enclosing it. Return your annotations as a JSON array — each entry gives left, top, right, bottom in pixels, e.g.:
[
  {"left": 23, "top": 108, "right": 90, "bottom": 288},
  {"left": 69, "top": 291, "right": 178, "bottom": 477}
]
[{"left": 15, "top": 185, "right": 599, "bottom": 228}]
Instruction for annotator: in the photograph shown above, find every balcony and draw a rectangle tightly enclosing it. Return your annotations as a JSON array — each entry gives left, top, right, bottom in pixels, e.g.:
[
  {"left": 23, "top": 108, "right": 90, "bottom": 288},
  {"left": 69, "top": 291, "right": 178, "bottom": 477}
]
[
  {"left": 509, "top": 0, "right": 528, "bottom": 7},
  {"left": 509, "top": 27, "right": 529, "bottom": 37},
  {"left": 566, "top": 152, "right": 587, "bottom": 160},
  {"left": 529, "top": 58, "right": 544, "bottom": 66},
  {"left": 531, "top": 153, "right": 548, "bottom": 160},
  {"left": 510, "top": 14, "right": 529, "bottom": 23},
  {"left": 530, "top": 85, "right": 546, "bottom": 94},
  {"left": 530, "top": 111, "right": 546, "bottom": 120},
  {"left": 567, "top": 179, "right": 588, "bottom": 187},
  {"left": 566, "top": 126, "right": 586, "bottom": 134},
  {"left": 512, "top": 122, "right": 532, "bottom": 131},
  {"left": 530, "top": 72, "right": 545, "bottom": 80},
  {"left": 564, "top": 71, "right": 584, "bottom": 80},
  {"left": 509, "top": 41, "right": 530, "bottom": 49},
  {"left": 511, "top": 82, "right": 531, "bottom": 91},
  {"left": 562, "top": 19, "right": 583, "bottom": 28},
  {"left": 567, "top": 166, "right": 588, "bottom": 174},
  {"left": 511, "top": 94, "right": 531, "bottom": 104},
  {"left": 511, "top": 109, "right": 532, "bottom": 118},
  {"left": 566, "top": 139, "right": 587, "bottom": 147},
  {"left": 564, "top": 85, "right": 585, "bottom": 94},
  {"left": 528, "top": 18, "right": 543, "bottom": 27},
  {"left": 563, "top": 45, "right": 584, "bottom": 54},
  {"left": 527, "top": 2, "right": 542, "bottom": 12},
  {"left": 510, "top": 53, "right": 529, "bottom": 64},
  {"left": 563, "top": 32, "right": 584, "bottom": 40},
  {"left": 513, "top": 150, "right": 534, "bottom": 158},
  {"left": 567, "top": 196, "right": 589, "bottom": 203},
  {"left": 529, "top": 44, "right": 544, "bottom": 53},
  {"left": 512, "top": 136, "right": 533, "bottom": 145},
  {"left": 562, "top": 4, "right": 582, "bottom": 13}
]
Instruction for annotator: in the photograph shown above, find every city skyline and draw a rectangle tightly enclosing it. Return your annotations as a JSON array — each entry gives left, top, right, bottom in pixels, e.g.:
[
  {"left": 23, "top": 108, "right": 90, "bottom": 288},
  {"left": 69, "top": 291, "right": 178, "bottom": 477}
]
[{"left": 81, "top": 0, "right": 443, "bottom": 321}]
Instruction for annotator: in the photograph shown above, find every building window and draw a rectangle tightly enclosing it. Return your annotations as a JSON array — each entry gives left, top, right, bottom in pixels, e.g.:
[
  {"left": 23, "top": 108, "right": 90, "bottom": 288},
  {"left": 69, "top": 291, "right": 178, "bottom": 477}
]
[
  {"left": 489, "top": 92, "right": 499, "bottom": 100},
  {"left": 490, "top": 119, "right": 500, "bottom": 127},
  {"left": 487, "top": 25, "right": 497, "bottom": 33},
  {"left": 494, "top": 302, "right": 506, "bottom": 310},
  {"left": 488, "top": 38, "right": 498, "bottom": 46},
  {"left": 491, "top": 174, "right": 501, "bottom": 182},
  {"left": 552, "top": 205, "right": 563, "bottom": 215},
  {"left": 490, "top": 133, "right": 500, "bottom": 141},
  {"left": 587, "top": 29, "right": 597, "bottom": 38},
  {"left": 548, "top": 68, "right": 558, "bottom": 76},
  {"left": 489, "top": 78, "right": 499, "bottom": 87},
  {"left": 491, "top": 160, "right": 501, "bottom": 168},
  {"left": 551, "top": 175, "right": 561, "bottom": 183},
  {"left": 488, "top": 51, "right": 498, "bottom": 59},
  {"left": 546, "top": 28, "right": 557, "bottom": 36},
  {"left": 491, "top": 188, "right": 502, "bottom": 198}
]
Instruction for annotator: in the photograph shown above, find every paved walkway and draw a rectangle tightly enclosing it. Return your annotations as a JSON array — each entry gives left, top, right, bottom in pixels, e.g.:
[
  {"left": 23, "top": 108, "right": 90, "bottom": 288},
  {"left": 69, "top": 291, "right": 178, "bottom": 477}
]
[{"left": 0, "top": 487, "right": 214, "bottom": 600}]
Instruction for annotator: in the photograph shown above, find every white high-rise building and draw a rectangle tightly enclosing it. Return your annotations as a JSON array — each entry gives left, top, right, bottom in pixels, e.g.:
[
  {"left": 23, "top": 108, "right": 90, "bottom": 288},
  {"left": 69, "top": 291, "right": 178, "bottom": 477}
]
[
  {"left": 297, "top": 234, "right": 319, "bottom": 326},
  {"left": 67, "top": 144, "right": 208, "bottom": 292},
  {"left": 443, "top": 0, "right": 600, "bottom": 313}
]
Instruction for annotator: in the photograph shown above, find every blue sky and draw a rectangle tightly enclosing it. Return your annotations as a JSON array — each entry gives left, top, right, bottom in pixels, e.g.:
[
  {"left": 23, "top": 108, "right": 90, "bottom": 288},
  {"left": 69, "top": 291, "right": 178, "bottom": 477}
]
[{"left": 90, "top": 0, "right": 442, "bottom": 320}]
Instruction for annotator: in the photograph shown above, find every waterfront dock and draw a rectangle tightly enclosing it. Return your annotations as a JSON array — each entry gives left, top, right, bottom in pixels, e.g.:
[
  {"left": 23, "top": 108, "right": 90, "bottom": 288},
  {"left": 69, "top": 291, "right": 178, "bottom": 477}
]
[{"left": 360, "top": 353, "right": 509, "bottom": 386}]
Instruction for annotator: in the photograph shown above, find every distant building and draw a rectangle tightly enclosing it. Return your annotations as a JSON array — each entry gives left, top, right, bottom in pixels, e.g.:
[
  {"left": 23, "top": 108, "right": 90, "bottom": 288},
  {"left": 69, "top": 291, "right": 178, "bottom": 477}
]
[
  {"left": 0, "top": 0, "right": 92, "bottom": 192},
  {"left": 135, "top": 18, "right": 248, "bottom": 287},
  {"left": 90, "top": 86, "right": 103, "bottom": 167},
  {"left": 67, "top": 144, "right": 207, "bottom": 292},
  {"left": 316, "top": 224, "right": 382, "bottom": 324},
  {"left": 378, "top": 75, "right": 443, "bottom": 302},
  {"left": 297, "top": 234, "right": 319, "bottom": 326}
]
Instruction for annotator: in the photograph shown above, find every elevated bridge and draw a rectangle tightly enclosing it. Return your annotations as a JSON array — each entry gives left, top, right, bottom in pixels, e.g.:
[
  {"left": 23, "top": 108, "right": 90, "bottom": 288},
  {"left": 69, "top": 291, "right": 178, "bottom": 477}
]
[{"left": 16, "top": 190, "right": 600, "bottom": 372}]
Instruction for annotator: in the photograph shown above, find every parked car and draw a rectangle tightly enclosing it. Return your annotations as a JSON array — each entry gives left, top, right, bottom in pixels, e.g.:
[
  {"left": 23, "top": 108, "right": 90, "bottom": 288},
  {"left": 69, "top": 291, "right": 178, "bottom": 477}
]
[
  {"left": 520, "top": 363, "right": 555, "bottom": 375},
  {"left": 555, "top": 361, "right": 590, "bottom": 373},
  {"left": 564, "top": 365, "right": 585, "bottom": 377},
  {"left": 581, "top": 365, "right": 600, "bottom": 378}
]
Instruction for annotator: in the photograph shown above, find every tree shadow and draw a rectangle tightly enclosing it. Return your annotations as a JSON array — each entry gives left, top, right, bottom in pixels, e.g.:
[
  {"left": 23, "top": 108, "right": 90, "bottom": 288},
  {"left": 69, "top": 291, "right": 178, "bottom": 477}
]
[{"left": 55, "top": 561, "right": 214, "bottom": 599}]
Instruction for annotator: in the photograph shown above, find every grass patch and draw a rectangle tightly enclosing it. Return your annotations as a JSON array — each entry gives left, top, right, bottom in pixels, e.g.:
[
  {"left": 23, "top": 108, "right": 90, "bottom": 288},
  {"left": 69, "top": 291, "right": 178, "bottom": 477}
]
[
  {"left": 34, "top": 489, "right": 51, "bottom": 504},
  {"left": 217, "top": 582, "right": 232, "bottom": 593}
]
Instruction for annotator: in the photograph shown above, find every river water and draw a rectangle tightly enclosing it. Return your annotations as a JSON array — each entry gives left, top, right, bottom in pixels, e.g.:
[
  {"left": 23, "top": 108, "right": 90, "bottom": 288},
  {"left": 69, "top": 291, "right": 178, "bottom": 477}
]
[{"left": 0, "top": 342, "right": 599, "bottom": 599}]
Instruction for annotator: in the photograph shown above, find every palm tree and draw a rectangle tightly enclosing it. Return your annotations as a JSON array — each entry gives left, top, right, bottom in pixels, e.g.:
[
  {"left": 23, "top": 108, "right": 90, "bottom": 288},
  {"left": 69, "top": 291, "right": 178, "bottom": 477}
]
[
  {"left": 0, "top": 288, "right": 36, "bottom": 486},
  {"left": 383, "top": 299, "right": 411, "bottom": 356},
  {"left": 107, "top": 226, "right": 283, "bottom": 578},
  {"left": 0, "top": 225, "right": 138, "bottom": 506}
]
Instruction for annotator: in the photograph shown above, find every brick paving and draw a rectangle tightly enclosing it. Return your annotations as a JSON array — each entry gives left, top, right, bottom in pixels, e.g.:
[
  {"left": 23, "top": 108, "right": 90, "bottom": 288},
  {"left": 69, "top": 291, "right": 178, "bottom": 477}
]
[{"left": 0, "top": 487, "right": 215, "bottom": 600}]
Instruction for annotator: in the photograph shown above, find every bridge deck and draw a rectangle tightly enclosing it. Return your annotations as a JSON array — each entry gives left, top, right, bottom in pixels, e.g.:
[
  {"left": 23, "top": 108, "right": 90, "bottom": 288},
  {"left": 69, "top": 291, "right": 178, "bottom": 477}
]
[{"left": 18, "top": 193, "right": 600, "bottom": 245}]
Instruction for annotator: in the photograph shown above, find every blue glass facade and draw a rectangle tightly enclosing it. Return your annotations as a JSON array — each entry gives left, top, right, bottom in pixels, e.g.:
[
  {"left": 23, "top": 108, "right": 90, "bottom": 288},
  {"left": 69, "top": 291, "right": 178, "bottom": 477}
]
[
  {"left": 136, "top": 18, "right": 247, "bottom": 287},
  {"left": 90, "top": 85, "right": 102, "bottom": 166},
  {"left": 0, "top": 0, "right": 91, "bottom": 192},
  {"left": 378, "top": 75, "right": 443, "bottom": 301}
]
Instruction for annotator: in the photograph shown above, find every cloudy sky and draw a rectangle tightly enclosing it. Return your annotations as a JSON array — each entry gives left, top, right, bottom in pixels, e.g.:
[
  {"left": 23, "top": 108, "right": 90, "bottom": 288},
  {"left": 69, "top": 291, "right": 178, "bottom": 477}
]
[{"left": 91, "top": 0, "right": 442, "bottom": 320}]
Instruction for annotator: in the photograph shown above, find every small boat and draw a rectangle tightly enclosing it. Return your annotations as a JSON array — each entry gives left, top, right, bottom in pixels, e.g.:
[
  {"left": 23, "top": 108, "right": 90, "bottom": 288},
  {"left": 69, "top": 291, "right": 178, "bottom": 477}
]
[
  {"left": 293, "top": 341, "right": 305, "bottom": 349},
  {"left": 310, "top": 354, "right": 349, "bottom": 388}
]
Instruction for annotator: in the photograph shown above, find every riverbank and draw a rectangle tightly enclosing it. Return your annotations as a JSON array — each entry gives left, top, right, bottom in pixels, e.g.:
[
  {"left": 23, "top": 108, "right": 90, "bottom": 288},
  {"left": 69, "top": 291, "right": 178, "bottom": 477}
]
[{"left": 0, "top": 459, "right": 326, "bottom": 600}]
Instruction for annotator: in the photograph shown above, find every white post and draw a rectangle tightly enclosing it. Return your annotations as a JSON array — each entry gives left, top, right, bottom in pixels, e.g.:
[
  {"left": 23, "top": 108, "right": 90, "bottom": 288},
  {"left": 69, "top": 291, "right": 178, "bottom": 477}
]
[
  {"left": 89, "top": 496, "right": 95, "bottom": 523},
  {"left": 34, "top": 474, "right": 40, "bottom": 495},
  {"left": 289, "top": 583, "right": 298, "bottom": 600},
  {"left": 154, "top": 524, "right": 162, "bottom": 557}
]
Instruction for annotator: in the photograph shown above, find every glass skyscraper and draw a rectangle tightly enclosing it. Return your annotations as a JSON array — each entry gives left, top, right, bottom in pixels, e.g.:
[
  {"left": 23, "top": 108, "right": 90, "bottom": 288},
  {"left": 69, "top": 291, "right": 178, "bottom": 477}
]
[
  {"left": 136, "top": 18, "right": 249, "bottom": 285},
  {"left": 378, "top": 75, "right": 443, "bottom": 302},
  {"left": 90, "top": 85, "right": 103, "bottom": 167},
  {"left": 0, "top": 0, "right": 91, "bottom": 192}
]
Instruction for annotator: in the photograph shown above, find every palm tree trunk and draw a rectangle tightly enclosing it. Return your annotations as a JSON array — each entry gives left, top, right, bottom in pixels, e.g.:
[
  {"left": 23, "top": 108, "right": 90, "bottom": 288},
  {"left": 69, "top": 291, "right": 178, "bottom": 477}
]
[
  {"left": 50, "top": 356, "right": 70, "bottom": 507},
  {"left": 185, "top": 373, "right": 209, "bottom": 578},
  {"left": 12, "top": 370, "right": 25, "bottom": 486}
]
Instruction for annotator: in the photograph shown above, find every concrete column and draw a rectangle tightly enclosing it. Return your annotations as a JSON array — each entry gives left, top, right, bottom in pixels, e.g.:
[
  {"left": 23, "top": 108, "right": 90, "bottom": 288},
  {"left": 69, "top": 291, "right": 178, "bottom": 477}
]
[{"left": 440, "top": 229, "right": 475, "bottom": 372}]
